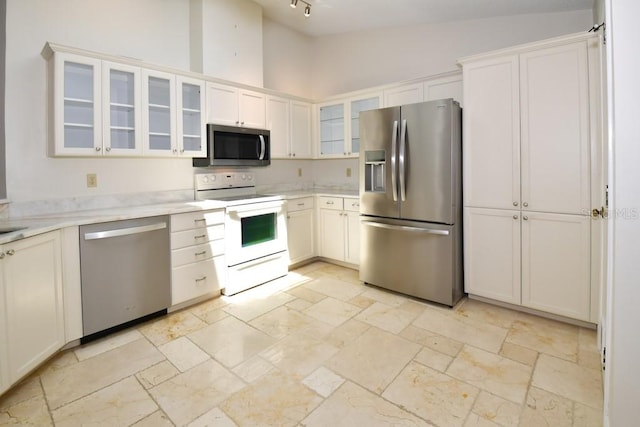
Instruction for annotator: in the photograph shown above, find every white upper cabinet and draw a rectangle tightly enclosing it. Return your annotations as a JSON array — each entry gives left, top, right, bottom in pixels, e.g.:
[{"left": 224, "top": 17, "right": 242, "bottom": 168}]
[
  {"left": 349, "top": 94, "right": 382, "bottom": 156},
  {"left": 102, "top": 61, "right": 142, "bottom": 156},
  {"left": 50, "top": 52, "right": 103, "bottom": 156},
  {"left": 462, "top": 55, "right": 521, "bottom": 209},
  {"left": 267, "top": 97, "right": 313, "bottom": 159},
  {"left": 383, "top": 82, "right": 423, "bottom": 107},
  {"left": 520, "top": 42, "right": 590, "bottom": 215},
  {"left": 207, "top": 82, "right": 265, "bottom": 129},
  {"left": 266, "top": 95, "right": 290, "bottom": 158},
  {"left": 424, "top": 74, "right": 463, "bottom": 106},
  {"left": 317, "top": 101, "right": 347, "bottom": 157},
  {"left": 177, "top": 76, "right": 206, "bottom": 157},
  {"left": 142, "top": 69, "right": 176, "bottom": 157},
  {"left": 290, "top": 101, "right": 313, "bottom": 158}
]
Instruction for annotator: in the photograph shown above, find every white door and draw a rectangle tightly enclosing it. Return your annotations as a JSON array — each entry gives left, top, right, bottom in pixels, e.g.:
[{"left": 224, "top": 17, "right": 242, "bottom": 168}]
[
  {"left": 319, "top": 209, "right": 345, "bottom": 261},
  {"left": 4, "top": 232, "right": 64, "bottom": 382},
  {"left": 287, "top": 209, "right": 315, "bottom": 265},
  {"left": 462, "top": 55, "right": 520, "bottom": 209},
  {"left": 207, "top": 82, "right": 238, "bottom": 126},
  {"left": 102, "top": 61, "right": 142, "bottom": 156},
  {"left": 238, "top": 89, "right": 266, "bottom": 129},
  {"left": 266, "top": 95, "right": 290, "bottom": 158},
  {"left": 464, "top": 207, "right": 521, "bottom": 304},
  {"left": 290, "top": 101, "right": 313, "bottom": 158},
  {"left": 520, "top": 42, "right": 590, "bottom": 215},
  {"left": 521, "top": 212, "right": 591, "bottom": 321},
  {"left": 141, "top": 69, "right": 176, "bottom": 157}
]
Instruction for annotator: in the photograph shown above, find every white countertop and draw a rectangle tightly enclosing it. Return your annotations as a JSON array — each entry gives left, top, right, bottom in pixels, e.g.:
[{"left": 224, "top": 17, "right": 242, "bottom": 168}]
[{"left": 0, "top": 190, "right": 360, "bottom": 245}]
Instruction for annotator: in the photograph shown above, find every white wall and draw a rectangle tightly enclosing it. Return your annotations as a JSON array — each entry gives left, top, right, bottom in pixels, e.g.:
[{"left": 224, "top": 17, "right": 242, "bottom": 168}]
[
  {"left": 262, "top": 18, "right": 314, "bottom": 99},
  {"left": 307, "top": 10, "right": 593, "bottom": 98},
  {"left": 604, "top": 0, "right": 640, "bottom": 424},
  {"left": 194, "top": 0, "right": 263, "bottom": 86},
  {"left": 5, "top": 0, "right": 194, "bottom": 204}
]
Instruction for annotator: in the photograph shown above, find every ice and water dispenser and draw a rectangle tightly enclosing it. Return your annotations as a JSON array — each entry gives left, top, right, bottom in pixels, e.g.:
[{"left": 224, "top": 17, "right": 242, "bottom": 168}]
[{"left": 364, "top": 150, "right": 386, "bottom": 193}]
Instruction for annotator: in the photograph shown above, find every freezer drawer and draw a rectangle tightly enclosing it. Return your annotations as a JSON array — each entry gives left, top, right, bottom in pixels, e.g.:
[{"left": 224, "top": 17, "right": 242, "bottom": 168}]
[{"left": 360, "top": 217, "right": 463, "bottom": 306}]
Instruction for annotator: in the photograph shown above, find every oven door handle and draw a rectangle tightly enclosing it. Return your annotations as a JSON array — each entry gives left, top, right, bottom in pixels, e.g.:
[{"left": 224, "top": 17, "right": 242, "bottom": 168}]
[
  {"left": 258, "top": 135, "right": 266, "bottom": 160},
  {"left": 225, "top": 200, "right": 284, "bottom": 217}
]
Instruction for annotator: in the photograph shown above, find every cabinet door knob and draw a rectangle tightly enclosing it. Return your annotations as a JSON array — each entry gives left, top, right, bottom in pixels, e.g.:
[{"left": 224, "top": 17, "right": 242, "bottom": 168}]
[
  {"left": 523, "top": 202, "right": 528, "bottom": 207},
  {"left": 0, "top": 252, "right": 5, "bottom": 259},
  {"left": 513, "top": 202, "right": 518, "bottom": 207},
  {"left": 513, "top": 215, "right": 518, "bottom": 220},
  {"left": 106, "top": 147, "right": 111, "bottom": 152},
  {"left": 6, "top": 249, "right": 15, "bottom": 256},
  {"left": 235, "top": 121, "right": 239, "bottom": 125},
  {"left": 523, "top": 216, "right": 529, "bottom": 221},
  {"left": 241, "top": 121, "right": 245, "bottom": 125},
  {"left": 293, "top": 153, "right": 296, "bottom": 157},
  {"left": 95, "top": 147, "right": 101, "bottom": 152}
]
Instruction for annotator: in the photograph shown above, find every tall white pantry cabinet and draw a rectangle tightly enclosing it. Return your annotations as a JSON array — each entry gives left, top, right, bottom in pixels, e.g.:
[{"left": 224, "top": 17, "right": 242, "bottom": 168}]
[{"left": 460, "top": 32, "right": 603, "bottom": 322}]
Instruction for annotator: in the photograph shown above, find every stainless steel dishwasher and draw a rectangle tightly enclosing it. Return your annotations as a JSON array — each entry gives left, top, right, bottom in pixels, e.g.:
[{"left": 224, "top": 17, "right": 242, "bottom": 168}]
[{"left": 79, "top": 215, "right": 170, "bottom": 342}]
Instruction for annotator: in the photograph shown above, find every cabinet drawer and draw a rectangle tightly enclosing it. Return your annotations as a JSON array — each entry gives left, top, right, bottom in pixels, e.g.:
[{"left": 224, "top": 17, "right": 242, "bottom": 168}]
[
  {"left": 171, "top": 256, "right": 225, "bottom": 305},
  {"left": 318, "top": 196, "right": 343, "bottom": 210},
  {"left": 287, "top": 197, "right": 314, "bottom": 212},
  {"left": 343, "top": 198, "right": 360, "bottom": 212},
  {"left": 171, "top": 224, "right": 224, "bottom": 250},
  {"left": 171, "top": 240, "right": 225, "bottom": 268},
  {"left": 171, "top": 210, "right": 225, "bottom": 232}
]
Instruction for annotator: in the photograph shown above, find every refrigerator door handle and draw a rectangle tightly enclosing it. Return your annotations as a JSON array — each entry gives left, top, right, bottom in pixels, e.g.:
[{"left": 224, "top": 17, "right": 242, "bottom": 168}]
[
  {"left": 362, "top": 220, "right": 450, "bottom": 236},
  {"left": 399, "top": 119, "right": 407, "bottom": 201},
  {"left": 391, "top": 120, "right": 398, "bottom": 202}
]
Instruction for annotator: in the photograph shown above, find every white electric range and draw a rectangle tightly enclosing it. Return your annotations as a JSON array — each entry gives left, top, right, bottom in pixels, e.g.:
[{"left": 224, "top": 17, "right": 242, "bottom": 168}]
[{"left": 194, "top": 172, "right": 288, "bottom": 296}]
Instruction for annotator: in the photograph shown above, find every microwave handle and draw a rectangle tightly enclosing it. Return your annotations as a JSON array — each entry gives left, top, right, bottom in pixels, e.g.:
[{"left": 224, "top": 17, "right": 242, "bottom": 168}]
[{"left": 258, "top": 135, "right": 266, "bottom": 160}]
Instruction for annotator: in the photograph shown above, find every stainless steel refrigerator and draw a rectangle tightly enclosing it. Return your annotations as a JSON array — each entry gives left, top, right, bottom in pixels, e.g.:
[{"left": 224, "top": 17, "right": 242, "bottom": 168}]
[{"left": 359, "top": 99, "right": 463, "bottom": 306}]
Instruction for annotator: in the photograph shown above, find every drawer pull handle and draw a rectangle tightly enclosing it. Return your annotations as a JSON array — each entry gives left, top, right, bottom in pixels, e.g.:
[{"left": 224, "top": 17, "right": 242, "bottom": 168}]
[
  {"left": 194, "top": 234, "right": 207, "bottom": 239},
  {"left": 194, "top": 251, "right": 207, "bottom": 256},
  {"left": 195, "top": 276, "right": 207, "bottom": 283},
  {"left": 352, "top": 203, "right": 359, "bottom": 207},
  {"left": 297, "top": 203, "right": 305, "bottom": 206},
  {"left": 326, "top": 201, "right": 334, "bottom": 205},
  {"left": 194, "top": 218, "right": 206, "bottom": 223}
]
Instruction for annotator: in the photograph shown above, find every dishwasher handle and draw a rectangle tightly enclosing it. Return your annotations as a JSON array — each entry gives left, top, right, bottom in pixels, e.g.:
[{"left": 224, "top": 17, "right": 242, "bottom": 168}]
[{"left": 84, "top": 222, "right": 167, "bottom": 241}]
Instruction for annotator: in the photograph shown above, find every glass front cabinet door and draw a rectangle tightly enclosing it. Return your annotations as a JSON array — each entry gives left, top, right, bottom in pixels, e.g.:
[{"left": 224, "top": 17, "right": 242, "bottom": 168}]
[
  {"left": 52, "top": 53, "right": 103, "bottom": 156},
  {"left": 349, "top": 95, "right": 381, "bottom": 155},
  {"left": 318, "top": 102, "right": 346, "bottom": 157},
  {"left": 142, "top": 69, "right": 176, "bottom": 156},
  {"left": 177, "top": 76, "right": 206, "bottom": 157},
  {"left": 102, "top": 61, "right": 142, "bottom": 156}
]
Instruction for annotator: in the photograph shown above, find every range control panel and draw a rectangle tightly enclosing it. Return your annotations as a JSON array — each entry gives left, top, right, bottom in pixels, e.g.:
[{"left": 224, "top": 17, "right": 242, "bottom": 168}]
[{"left": 194, "top": 172, "right": 256, "bottom": 191}]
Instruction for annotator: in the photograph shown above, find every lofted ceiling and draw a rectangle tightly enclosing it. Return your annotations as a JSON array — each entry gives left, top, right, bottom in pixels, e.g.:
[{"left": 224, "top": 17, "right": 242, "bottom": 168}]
[{"left": 252, "top": 0, "right": 595, "bottom": 37}]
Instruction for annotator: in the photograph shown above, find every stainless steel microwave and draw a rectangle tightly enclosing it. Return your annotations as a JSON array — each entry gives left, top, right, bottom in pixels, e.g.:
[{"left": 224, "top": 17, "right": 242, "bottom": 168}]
[{"left": 192, "top": 124, "right": 271, "bottom": 167}]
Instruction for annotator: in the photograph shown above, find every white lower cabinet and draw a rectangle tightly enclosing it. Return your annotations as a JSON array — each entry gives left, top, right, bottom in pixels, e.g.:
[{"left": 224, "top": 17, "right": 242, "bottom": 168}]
[
  {"left": 0, "top": 231, "right": 64, "bottom": 395},
  {"left": 464, "top": 207, "right": 591, "bottom": 321},
  {"left": 317, "top": 196, "right": 360, "bottom": 265},
  {"left": 170, "top": 210, "right": 226, "bottom": 306},
  {"left": 286, "top": 197, "right": 315, "bottom": 265},
  {"left": 521, "top": 212, "right": 591, "bottom": 320}
]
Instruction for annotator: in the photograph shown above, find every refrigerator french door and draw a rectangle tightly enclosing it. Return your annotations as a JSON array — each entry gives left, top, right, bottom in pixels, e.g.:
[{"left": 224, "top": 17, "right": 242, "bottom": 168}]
[{"left": 359, "top": 99, "right": 463, "bottom": 306}]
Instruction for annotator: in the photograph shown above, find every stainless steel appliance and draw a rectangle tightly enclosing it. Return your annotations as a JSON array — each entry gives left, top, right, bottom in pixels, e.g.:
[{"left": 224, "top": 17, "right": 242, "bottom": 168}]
[
  {"left": 194, "top": 172, "right": 288, "bottom": 295},
  {"left": 359, "top": 99, "right": 463, "bottom": 306},
  {"left": 79, "top": 216, "right": 171, "bottom": 342},
  {"left": 193, "top": 124, "right": 270, "bottom": 167}
]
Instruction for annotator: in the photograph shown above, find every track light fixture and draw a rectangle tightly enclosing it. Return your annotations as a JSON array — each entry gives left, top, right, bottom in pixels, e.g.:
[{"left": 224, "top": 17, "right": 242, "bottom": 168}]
[{"left": 289, "top": 0, "right": 311, "bottom": 18}]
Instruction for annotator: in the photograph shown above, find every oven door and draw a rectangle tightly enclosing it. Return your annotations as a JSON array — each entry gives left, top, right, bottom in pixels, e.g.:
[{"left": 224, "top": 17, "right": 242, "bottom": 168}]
[{"left": 225, "top": 200, "right": 287, "bottom": 266}]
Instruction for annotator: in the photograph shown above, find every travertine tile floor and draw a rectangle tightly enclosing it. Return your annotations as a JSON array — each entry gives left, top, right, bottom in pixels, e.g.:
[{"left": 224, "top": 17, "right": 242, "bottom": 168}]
[{"left": 0, "top": 262, "right": 603, "bottom": 426}]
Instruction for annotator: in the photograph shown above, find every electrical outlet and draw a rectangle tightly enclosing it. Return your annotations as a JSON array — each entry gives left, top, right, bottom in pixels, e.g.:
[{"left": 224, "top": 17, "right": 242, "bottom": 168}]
[
  {"left": 346, "top": 168, "right": 352, "bottom": 177},
  {"left": 86, "top": 173, "right": 98, "bottom": 188},
  {"left": 298, "top": 168, "right": 302, "bottom": 177}
]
